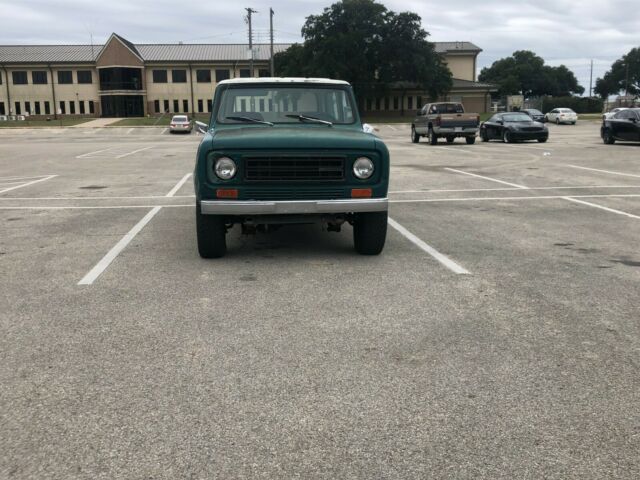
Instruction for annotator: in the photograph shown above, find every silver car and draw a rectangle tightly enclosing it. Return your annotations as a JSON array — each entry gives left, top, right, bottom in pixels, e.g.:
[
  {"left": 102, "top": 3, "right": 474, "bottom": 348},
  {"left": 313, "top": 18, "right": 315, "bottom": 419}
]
[{"left": 169, "top": 115, "right": 193, "bottom": 133}]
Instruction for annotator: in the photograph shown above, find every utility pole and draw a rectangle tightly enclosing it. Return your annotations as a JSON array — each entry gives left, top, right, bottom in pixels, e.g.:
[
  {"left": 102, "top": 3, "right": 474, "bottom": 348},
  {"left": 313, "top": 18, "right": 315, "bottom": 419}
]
[
  {"left": 589, "top": 59, "right": 593, "bottom": 97},
  {"left": 625, "top": 61, "right": 629, "bottom": 97},
  {"left": 245, "top": 8, "right": 257, "bottom": 77},
  {"left": 270, "top": 8, "right": 275, "bottom": 77}
]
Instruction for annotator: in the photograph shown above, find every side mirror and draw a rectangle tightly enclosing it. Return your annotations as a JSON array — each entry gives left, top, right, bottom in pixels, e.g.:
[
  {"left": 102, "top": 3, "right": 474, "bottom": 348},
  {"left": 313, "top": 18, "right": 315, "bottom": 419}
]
[
  {"left": 362, "top": 123, "right": 377, "bottom": 134},
  {"left": 194, "top": 120, "right": 209, "bottom": 133},
  {"left": 497, "top": 120, "right": 504, "bottom": 125}
]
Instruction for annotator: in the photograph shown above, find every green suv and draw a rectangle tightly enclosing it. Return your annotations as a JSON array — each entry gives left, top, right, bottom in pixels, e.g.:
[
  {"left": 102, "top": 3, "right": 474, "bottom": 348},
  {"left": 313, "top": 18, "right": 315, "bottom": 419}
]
[{"left": 194, "top": 78, "right": 389, "bottom": 258}]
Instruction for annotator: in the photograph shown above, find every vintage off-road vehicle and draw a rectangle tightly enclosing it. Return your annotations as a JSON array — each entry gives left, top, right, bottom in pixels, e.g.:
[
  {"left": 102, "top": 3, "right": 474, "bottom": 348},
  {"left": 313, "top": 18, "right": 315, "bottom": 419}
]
[{"left": 193, "top": 78, "right": 390, "bottom": 258}]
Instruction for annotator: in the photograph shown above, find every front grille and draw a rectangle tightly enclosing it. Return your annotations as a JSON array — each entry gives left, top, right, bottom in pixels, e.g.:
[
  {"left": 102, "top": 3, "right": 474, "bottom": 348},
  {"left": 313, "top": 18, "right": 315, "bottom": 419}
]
[
  {"left": 244, "top": 156, "right": 345, "bottom": 182},
  {"left": 521, "top": 127, "right": 542, "bottom": 132},
  {"left": 243, "top": 187, "right": 346, "bottom": 200}
]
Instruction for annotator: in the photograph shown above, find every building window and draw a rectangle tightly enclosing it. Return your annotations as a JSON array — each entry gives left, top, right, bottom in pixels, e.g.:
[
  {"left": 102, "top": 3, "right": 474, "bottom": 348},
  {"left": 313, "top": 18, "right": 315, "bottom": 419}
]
[
  {"left": 407, "top": 96, "right": 413, "bottom": 110},
  {"left": 15, "top": 102, "right": 22, "bottom": 115},
  {"left": 35, "top": 102, "right": 41, "bottom": 115},
  {"left": 153, "top": 70, "right": 168, "bottom": 83},
  {"left": 59, "top": 101, "right": 66, "bottom": 114},
  {"left": 44, "top": 101, "right": 50, "bottom": 115},
  {"left": 163, "top": 100, "right": 169, "bottom": 113},
  {"left": 25, "top": 101, "right": 31, "bottom": 114},
  {"left": 196, "top": 69, "right": 211, "bottom": 83},
  {"left": 197, "top": 99, "right": 203, "bottom": 113},
  {"left": 239, "top": 69, "right": 251, "bottom": 78},
  {"left": 79, "top": 101, "right": 85, "bottom": 114},
  {"left": 0, "top": 72, "right": 3, "bottom": 84},
  {"left": 258, "top": 69, "right": 270, "bottom": 77},
  {"left": 88, "top": 101, "right": 94, "bottom": 114},
  {"left": 154, "top": 100, "right": 160, "bottom": 113},
  {"left": 12, "top": 71, "right": 28, "bottom": 85},
  {"left": 215, "top": 69, "right": 230, "bottom": 82},
  {"left": 183, "top": 100, "right": 189, "bottom": 113},
  {"left": 69, "top": 101, "right": 76, "bottom": 114},
  {"left": 173, "top": 99, "right": 179, "bottom": 113},
  {"left": 375, "top": 98, "right": 380, "bottom": 110},
  {"left": 366, "top": 99, "right": 372, "bottom": 111},
  {"left": 393, "top": 97, "right": 399, "bottom": 110},
  {"left": 57, "top": 71, "right": 73, "bottom": 84},
  {"left": 384, "top": 98, "right": 390, "bottom": 110},
  {"left": 207, "top": 99, "right": 212, "bottom": 112},
  {"left": 32, "top": 71, "right": 48, "bottom": 84},
  {"left": 417, "top": 96, "right": 423, "bottom": 109},
  {"left": 77, "top": 70, "right": 92, "bottom": 84},
  {"left": 0, "top": 102, "right": 5, "bottom": 115},
  {"left": 172, "top": 70, "right": 187, "bottom": 83}
]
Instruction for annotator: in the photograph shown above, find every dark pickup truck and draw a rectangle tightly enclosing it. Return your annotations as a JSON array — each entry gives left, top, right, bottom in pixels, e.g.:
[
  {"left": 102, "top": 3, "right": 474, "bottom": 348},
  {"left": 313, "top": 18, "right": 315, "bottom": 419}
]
[{"left": 411, "top": 102, "right": 479, "bottom": 145}]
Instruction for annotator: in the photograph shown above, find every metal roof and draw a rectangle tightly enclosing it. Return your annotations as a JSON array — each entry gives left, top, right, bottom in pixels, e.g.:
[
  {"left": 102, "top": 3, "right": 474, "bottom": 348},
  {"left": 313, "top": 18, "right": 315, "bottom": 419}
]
[{"left": 434, "top": 42, "right": 482, "bottom": 53}]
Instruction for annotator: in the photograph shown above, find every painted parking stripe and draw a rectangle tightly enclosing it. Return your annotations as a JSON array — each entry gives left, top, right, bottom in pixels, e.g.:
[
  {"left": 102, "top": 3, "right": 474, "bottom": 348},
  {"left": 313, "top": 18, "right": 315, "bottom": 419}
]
[
  {"left": 0, "top": 175, "right": 57, "bottom": 195},
  {"left": 444, "top": 168, "right": 529, "bottom": 189},
  {"left": 115, "top": 146, "right": 153, "bottom": 159},
  {"left": 165, "top": 173, "right": 192, "bottom": 197},
  {"left": 389, "top": 185, "right": 640, "bottom": 194},
  {"left": 390, "top": 193, "right": 640, "bottom": 203},
  {"left": 562, "top": 197, "right": 640, "bottom": 220},
  {"left": 76, "top": 146, "right": 117, "bottom": 158},
  {"left": 388, "top": 217, "right": 470, "bottom": 275},
  {"left": 566, "top": 165, "right": 640, "bottom": 179}
]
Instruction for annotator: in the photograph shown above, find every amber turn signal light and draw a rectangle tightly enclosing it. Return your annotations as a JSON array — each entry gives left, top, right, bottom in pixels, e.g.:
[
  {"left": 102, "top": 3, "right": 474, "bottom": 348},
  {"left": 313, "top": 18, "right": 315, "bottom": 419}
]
[
  {"left": 351, "top": 188, "right": 372, "bottom": 198},
  {"left": 216, "top": 189, "right": 238, "bottom": 199}
]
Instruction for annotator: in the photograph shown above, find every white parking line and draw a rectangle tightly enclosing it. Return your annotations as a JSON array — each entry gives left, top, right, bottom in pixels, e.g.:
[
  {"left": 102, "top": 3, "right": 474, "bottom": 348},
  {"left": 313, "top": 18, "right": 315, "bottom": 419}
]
[
  {"left": 562, "top": 197, "right": 640, "bottom": 220},
  {"left": 434, "top": 146, "right": 476, "bottom": 154},
  {"left": 0, "top": 175, "right": 57, "bottom": 194},
  {"left": 444, "top": 168, "right": 529, "bottom": 189},
  {"left": 388, "top": 217, "right": 470, "bottom": 274},
  {"left": 165, "top": 173, "right": 192, "bottom": 197},
  {"left": 390, "top": 193, "right": 640, "bottom": 203},
  {"left": 387, "top": 125, "right": 397, "bottom": 131},
  {"left": 126, "top": 128, "right": 134, "bottom": 135},
  {"left": 0, "top": 175, "right": 54, "bottom": 181},
  {"left": 566, "top": 165, "right": 640, "bottom": 179},
  {"left": 389, "top": 185, "right": 640, "bottom": 194},
  {"left": 115, "top": 146, "right": 153, "bottom": 159},
  {"left": 76, "top": 146, "right": 117, "bottom": 159}
]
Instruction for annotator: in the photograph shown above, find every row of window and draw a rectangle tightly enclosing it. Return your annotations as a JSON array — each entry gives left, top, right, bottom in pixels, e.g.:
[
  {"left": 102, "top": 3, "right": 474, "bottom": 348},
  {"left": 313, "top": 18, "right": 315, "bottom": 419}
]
[
  {"left": 0, "top": 100, "right": 95, "bottom": 116},
  {"left": 151, "top": 68, "right": 269, "bottom": 84},
  {"left": 4, "top": 70, "right": 92, "bottom": 86},
  {"left": 365, "top": 96, "right": 425, "bottom": 111},
  {"left": 152, "top": 98, "right": 219, "bottom": 114}
]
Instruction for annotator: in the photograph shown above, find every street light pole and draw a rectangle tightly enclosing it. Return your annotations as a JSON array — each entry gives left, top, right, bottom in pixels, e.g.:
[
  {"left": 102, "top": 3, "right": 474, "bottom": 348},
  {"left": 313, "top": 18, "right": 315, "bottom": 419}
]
[
  {"left": 270, "top": 8, "right": 275, "bottom": 77},
  {"left": 245, "top": 8, "right": 257, "bottom": 77}
]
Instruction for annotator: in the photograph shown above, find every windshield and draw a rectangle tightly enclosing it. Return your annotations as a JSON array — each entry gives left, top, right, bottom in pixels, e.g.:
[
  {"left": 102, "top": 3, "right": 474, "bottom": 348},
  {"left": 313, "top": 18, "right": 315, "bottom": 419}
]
[
  {"left": 502, "top": 113, "right": 533, "bottom": 122},
  {"left": 216, "top": 86, "right": 356, "bottom": 125},
  {"left": 172, "top": 116, "right": 188, "bottom": 122}
]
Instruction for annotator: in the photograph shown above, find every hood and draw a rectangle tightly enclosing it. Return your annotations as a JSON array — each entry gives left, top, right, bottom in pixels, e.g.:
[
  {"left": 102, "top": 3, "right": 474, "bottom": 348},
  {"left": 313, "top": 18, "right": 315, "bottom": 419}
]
[{"left": 210, "top": 125, "right": 377, "bottom": 151}]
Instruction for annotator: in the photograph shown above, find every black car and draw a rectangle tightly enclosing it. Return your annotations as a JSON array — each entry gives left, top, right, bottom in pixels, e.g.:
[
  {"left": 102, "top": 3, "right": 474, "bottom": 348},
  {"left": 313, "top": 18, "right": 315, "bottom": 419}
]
[
  {"left": 480, "top": 112, "right": 549, "bottom": 143},
  {"left": 522, "top": 108, "right": 545, "bottom": 122},
  {"left": 601, "top": 108, "right": 640, "bottom": 144}
]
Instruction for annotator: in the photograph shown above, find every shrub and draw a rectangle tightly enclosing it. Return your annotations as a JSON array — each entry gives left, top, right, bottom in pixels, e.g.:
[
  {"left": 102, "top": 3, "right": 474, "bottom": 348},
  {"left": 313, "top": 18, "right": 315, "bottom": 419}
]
[{"left": 541, "top": 96, "right": 603, "bottom": 114}]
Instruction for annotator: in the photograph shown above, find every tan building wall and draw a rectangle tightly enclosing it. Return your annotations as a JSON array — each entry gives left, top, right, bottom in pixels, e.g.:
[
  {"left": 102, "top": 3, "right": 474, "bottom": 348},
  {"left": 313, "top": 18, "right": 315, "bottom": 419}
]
[{"left": 443, "top": 54, "right": 476, "bottom": 81}]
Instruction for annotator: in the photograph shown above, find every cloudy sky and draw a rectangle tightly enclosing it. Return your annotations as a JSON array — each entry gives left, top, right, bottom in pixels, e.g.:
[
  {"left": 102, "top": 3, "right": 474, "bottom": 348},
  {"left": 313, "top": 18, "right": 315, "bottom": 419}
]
[{"left": 1, "top": 0, "right": 638, "bottom": 93}]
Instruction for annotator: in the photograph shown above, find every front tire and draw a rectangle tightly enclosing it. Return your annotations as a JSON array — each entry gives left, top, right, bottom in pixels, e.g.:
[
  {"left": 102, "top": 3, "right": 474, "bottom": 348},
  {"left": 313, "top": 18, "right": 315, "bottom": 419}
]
[
  {"left": 481, "top": 129, "right": 489, "bottom": 142},
  {"left": 537, "top": 137, "right": 548, "bottom": 143},
  {"left": 555, "top": 118, "right": 560, "bottom": 125},
  {"left": 428, "top": 128, "right": 438, "bottom": 145},
  {"left": 353, "top": 211, "right": 387, "bottom": 255},
  {"left": 196, "top": 203, "right": 227, "bottom": 258},
  {"left": 602, "top": 129, "right": 615, "bottom": 144},
  {"left": 466, "top": 136, "right": 476, "bottom": 145},
  {"left": 503, "top": 129, "right": 512, "bottom": 143},
  {"left": 411, "top": 126, "right": 420, "bottom": 143}
]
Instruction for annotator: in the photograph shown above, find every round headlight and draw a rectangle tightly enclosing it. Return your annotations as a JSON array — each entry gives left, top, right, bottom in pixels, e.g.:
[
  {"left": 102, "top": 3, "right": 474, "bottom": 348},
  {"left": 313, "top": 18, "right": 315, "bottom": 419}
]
[
  {"left": 214, "top": 157, "right": 236, "bottom": 180},
  {"left": 353, "top": 157, "right": 374, "bottom": 179}
]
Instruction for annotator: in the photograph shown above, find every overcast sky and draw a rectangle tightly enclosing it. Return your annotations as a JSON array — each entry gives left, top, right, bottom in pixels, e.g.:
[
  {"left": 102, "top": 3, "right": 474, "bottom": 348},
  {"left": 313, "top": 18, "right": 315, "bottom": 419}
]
[{"left": 1, "top": 0, "right": 638, "bottom": 94}]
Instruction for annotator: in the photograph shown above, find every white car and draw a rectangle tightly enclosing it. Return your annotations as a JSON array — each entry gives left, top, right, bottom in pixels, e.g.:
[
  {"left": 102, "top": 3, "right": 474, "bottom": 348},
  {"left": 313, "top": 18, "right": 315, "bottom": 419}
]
[
  {"left": 603, "top": 107, "right": 628, "bottom": 120},
  {"left": 545, "top": 108, "right": 578, "bottom": 125},
  {"left": 169, "top": 115, "right": 193, "bottom": 133}
]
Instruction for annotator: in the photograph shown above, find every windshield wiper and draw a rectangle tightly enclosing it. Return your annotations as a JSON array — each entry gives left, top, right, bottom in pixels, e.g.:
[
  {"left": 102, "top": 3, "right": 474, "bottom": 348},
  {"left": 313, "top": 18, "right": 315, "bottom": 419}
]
[
  {"left": 226, "top": 116, "right": 274, "bottom": 126},
  {"left": 285, "top": 114, "right": 333, "bottom": 127}
]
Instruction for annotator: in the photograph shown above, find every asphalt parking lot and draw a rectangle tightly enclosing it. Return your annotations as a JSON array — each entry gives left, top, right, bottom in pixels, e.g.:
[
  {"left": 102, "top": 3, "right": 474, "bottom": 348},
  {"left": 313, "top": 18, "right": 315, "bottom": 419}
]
[{"left": 1, "top": 121, "right": 639, "bottom": 479}]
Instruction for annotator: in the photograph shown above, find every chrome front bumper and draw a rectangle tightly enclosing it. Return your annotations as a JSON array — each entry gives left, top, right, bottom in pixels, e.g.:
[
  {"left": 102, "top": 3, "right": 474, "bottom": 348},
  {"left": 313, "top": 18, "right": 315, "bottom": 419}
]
[{"left": 200, "top": 198, "right": 388, "bottom": 215}]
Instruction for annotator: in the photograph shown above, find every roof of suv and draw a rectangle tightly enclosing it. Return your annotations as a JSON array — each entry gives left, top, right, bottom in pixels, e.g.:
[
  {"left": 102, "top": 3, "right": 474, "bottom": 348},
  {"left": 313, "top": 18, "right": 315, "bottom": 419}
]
[{"left": 218, "top": 77, "right": 350, "bottom": 86}]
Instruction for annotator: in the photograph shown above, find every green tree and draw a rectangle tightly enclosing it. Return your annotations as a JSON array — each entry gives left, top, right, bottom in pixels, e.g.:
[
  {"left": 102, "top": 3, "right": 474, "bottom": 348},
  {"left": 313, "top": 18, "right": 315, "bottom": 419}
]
[
  {"left": 594, "top": 47, "right": 640, "bottom": 98},
  {"left": 274, "top": 0, "right": 452, "bottom": 107},
  {"left": 479, "top": 50, "right": 583, "bottom": 96}
]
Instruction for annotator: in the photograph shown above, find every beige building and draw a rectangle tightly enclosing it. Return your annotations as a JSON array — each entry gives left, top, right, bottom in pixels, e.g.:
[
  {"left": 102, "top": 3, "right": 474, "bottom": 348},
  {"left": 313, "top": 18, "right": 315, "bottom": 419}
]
[{"left": 0, "top": 34, "right": 494, "bottom": 118}]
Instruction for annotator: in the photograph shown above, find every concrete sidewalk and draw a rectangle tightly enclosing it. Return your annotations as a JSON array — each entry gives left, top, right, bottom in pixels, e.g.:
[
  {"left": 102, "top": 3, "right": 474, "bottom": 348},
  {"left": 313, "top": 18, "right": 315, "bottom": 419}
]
[{"left": 70, "top": 118, "right": 124, "bottom": 128}]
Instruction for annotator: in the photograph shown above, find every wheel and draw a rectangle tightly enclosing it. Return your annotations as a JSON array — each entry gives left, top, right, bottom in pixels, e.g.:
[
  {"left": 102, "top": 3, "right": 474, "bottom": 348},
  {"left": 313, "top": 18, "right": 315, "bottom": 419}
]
[
  {"left": 537, "top": 137, "right": 548, "bottom": 143},
  {"left": 446, "top": 136, "right": 454, "bottom": 143},
  {"left": 571, "top": 122, "right": 576, "bottom": 125},
  {"left": 196, "top": 203, "right": 227, "bottom": 258},
  {"left": 428, "top": 128, "right": 438, "bottom": 145},
  {"left": 353, "top": 211, "right": 387, "bottom": 255},
  {"left": 503, "top": 129, "right": 512, "bottom": 143},
  {"left": 480, "top": 129, "right": 489, "bottom": 142},
  {"left": 602, "top": 129, "right": 615, "bottom": 145},
  {"left": 466, "top": 136, "right": 476, "bottom": 145},
  {"left": 411, "top": 125, "right": 420, "bottom": 143},
  {"left": 555, "top": 118, "right": 560, "bottom": 125}
]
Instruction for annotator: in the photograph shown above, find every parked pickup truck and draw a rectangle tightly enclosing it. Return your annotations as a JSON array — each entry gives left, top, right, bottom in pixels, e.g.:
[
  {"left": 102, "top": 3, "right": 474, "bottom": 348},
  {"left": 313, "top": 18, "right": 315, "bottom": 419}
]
[
  {"left": 411, "top": 102, "right": 479, "bottom": 145},
  {"left": 193, "top": 77, "right": 390, "bottom": 258}
]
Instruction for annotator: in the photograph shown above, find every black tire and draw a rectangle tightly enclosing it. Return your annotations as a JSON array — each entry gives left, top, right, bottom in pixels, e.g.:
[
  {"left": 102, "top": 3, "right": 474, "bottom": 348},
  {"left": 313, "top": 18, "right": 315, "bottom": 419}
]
[
  {"left": 571, "top": 122, "right": 576, "bottom": 125},
  {"left": 353, "top": 211, "right": 387, "bottom": 255},
  {"left": 503, "top": 129, "right": 512, "bottom": 143},
  {"left": 602, "top": 129, "right": 615, "bottom": 145},
  {"left": 555, "top": 118, "right": 560, "bottom": 125},
  {"left": 446, "top": 136, "right": 454, "bottom": 143},
  {"left": 537, "top": 137, "right": 548, "bottom": 143},
  {"left": 428, "top": 128, "right": 438, "bottom": 145},
  {"left": 411, "top": 125, "right": 420, "bottom": 143},
  {"left": 196, "top": 203, "right": 227, "bottom": 258},
  {"left": 480, "top": 129, "right": 489, "bottom": 142},
  {"left": 466, "top": 136, "right": 476, "bottom": 145}
]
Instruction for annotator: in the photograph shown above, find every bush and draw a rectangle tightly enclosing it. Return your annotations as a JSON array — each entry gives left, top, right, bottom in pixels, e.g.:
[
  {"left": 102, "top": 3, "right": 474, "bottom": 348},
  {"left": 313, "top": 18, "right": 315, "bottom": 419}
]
[{"left": 541, "top": 96, "right": 603, "bottom": 114}]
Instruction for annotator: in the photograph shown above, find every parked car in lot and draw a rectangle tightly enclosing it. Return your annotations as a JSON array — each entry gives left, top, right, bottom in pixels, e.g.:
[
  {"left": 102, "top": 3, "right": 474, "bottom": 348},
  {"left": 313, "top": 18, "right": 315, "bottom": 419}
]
[
  {"left": 521, "top": 108, "right": 545, "bottom": 122},
  {"left": 193, "top": 78, "right": 389, "bottom": 258},
  {"left": 602, "top": 107, "right": 628, "bottom": 120},
  {"left": 480, "top": 112, "right": 549, "bottom": 143},
  {"left": 169, "top": 115, "right": 193, "bottom": 133},
  {"left": 411, "top": 102, "right": 479, "bottom": 145},
  {"left": 544, "top": 108, "right": 577, "bottom": 125},
  {"left": 601, "top": 108, "right": 640, "bottom": 144}
]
